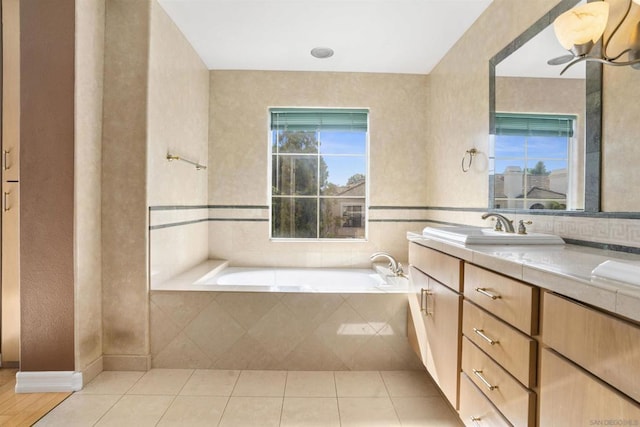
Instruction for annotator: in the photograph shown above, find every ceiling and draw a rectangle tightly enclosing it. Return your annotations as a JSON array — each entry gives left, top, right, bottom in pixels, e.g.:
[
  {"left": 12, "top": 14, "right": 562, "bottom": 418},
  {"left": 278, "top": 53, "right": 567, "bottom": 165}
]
[{"left": 157, "top": 0, "right": 493, "bottom": 75}]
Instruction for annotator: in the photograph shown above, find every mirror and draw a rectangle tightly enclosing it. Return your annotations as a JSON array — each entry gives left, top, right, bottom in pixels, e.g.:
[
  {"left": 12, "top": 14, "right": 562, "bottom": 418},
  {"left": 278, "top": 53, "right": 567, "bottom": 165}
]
[{"left": 489, "top": 0, "right": 601, "bottom": 212}]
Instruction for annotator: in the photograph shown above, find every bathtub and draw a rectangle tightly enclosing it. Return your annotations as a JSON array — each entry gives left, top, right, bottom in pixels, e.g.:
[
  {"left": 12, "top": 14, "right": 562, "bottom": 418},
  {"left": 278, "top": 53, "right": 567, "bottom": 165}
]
[
  {"left": 150, "top": 260, "right": 419, "bottom": 370},
  {"left": 151, "top": 260, "right": 408, "bottom": 293}
]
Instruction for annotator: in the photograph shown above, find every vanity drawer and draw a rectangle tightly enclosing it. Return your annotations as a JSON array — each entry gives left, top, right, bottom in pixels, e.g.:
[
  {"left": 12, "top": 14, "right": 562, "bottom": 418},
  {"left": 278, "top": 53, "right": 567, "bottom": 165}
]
[
  {"left": 459, "top": 372, "right": 511, "bottom": 427},
  {"left": 464, "top": 264, "right": 538, "bottom": 335},
  {"left": 409, "top": 243, "right": 463, "bottom": 292},
  {"left": 462, "top": 337, "right": 535, "bottom": 427},
  {"left": 542, "top": 292, "right": 640, "bottom": 402},
  {"left": 539, "top": 348, "right": 640, "bottom": 425},
  {"left": 463, "top": 300, "right": 536, "bottom": 387}
]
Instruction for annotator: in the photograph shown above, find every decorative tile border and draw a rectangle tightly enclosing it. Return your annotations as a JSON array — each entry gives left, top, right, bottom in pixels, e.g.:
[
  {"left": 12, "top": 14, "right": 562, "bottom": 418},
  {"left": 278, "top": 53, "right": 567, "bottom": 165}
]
[{"left": 148, "top": 204, "right": 640, "bottom": 250}]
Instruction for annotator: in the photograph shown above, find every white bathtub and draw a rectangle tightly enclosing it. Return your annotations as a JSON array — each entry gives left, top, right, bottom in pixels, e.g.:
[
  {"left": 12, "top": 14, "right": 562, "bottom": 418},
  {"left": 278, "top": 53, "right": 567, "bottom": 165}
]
[{"left": 151, "top": 260, "right": 408, "bottom": 293}]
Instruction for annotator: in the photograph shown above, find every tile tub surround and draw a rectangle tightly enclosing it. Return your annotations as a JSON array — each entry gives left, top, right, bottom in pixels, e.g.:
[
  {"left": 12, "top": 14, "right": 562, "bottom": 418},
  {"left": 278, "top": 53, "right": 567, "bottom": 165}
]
[
  {"left": 407, "top": 232, "right": 640, "bottom": 323},
  {"left": 35, "top": 369, "right": 462, "bottom": 426},
  {"left": 150, "top": 291, "right": 422, "bottom": 371}
]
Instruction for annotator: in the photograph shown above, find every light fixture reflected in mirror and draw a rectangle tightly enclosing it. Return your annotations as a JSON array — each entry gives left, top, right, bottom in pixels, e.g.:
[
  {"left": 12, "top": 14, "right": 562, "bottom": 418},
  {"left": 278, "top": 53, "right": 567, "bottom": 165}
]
[{"left": 549, "top": 0, "right": 640, "bottom": 74}]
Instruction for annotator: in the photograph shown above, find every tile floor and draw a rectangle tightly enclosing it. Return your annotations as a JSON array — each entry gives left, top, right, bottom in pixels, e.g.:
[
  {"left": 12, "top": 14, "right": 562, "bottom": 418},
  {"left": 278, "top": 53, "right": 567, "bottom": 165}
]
[{"left": 35, "top": 369, "right": 463, "bottom": 426}]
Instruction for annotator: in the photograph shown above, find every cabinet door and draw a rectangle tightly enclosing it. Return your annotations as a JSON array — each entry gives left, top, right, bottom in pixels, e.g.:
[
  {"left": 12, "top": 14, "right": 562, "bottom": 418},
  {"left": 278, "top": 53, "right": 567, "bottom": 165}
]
[
  {"left": 407, "top": 266, "right": 430, "bottom": 364},
  {"left": 2, "top": 0, "right": 20, "bottom": 181},
  {"left": 539, "top": 348, "right": 640, "bottom": 425},
  {"left": 423, "top": 276, "right": 462, "bottom": 409},
  {"left": 1, "top": 182, "right": 20, "bottom": 363}
]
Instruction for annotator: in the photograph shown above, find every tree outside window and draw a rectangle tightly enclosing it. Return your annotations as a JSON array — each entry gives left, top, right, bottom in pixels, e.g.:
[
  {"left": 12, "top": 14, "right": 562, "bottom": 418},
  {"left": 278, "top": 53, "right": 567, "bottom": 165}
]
[{"left": 270, "top": 109, "right": 368, "bottom": 239}]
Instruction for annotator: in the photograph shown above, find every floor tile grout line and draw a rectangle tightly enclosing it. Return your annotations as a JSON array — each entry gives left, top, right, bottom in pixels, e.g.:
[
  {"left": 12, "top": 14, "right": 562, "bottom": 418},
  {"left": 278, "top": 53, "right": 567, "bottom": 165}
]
[
  {"left": 379, "top": 371, "right": 404, "bottom": 425},
  {"left": 278, "top": 371, "right": 289, "bottom": 425},
  {"left": 91, "top": 392, "right": 126, "bottom": 427},
  {"left": 153, "top": 369, "right": 196, "bottom": 425},
  {"left": 216, "top": 370, "right": 242, "bottom": 426},
  {"left": 333, "top": 371, "right": 343, "bottom": 426}
]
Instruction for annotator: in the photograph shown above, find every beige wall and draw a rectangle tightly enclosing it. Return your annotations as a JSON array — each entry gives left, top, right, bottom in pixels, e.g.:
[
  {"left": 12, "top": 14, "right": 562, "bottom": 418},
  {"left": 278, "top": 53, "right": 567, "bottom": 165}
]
[
  {"left": 208, "top": 71, "right": 430, "bottom": 265},
  {"left": 75, "top": 0, "right": 106, "bottom": 380},
  {"left": 148, "top": 1, "right": 210, "bottom": 286},
  {"left": 102, "top": 0, "right": 151, "bottom": 370},
  {"left": 602, "top": 65, "right": 640, "bottom": 212}
]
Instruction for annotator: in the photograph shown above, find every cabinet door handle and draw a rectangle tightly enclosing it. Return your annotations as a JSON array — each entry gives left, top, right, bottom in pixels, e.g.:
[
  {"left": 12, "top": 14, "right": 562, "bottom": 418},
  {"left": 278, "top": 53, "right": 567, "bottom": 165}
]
[
  {"left": 420, "top": 288, "right": 427, "bottom": 312},
  {"left": 472, "top": 369, "right": 498, "bottom": 391},
  {"left": 2, "top": 150, "right": 8, "bottom": 171},
  {"left": 475, "top": 287, "right": 501, "bottom": 300},
  {"left": 473, "top": 328, "right": 499, "bottom": 345},
  {"left": 421, "top": 288, "right": 433, "bottom": 316},
  {"left": 3, "top": 192, "right": 9, "bottom": 212}
]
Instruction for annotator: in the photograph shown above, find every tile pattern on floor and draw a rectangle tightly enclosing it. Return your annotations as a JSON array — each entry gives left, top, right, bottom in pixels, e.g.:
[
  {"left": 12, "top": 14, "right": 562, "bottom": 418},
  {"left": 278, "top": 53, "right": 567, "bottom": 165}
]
[{"left": 35, "top": 369, "right": 463, "bottom": 426}]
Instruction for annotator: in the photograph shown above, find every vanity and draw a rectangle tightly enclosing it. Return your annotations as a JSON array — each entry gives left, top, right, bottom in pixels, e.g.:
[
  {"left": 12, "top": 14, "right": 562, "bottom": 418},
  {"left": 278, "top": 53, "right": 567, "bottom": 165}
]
[{"left": 406, "top": 230, "right": 640, "bottom": 426}]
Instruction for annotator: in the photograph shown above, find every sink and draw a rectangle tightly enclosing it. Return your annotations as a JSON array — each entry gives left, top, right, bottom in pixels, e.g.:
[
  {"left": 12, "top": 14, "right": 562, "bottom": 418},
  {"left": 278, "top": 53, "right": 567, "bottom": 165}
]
[
  {"left": 592, "top": 260, "right": 640, "bottom": 287},
  {"left": 422, "top": 226, "right": 565, "bottom": 245}
]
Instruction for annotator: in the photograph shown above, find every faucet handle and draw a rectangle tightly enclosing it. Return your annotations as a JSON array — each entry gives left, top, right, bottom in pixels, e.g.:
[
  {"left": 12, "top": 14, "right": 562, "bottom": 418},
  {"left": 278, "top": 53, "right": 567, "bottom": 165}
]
[
  {"left": 492, "top": 218, "right": 503, "bottom": 232},
  {"left": 518, "top": 220, "right": 533, "bottom": 235}
]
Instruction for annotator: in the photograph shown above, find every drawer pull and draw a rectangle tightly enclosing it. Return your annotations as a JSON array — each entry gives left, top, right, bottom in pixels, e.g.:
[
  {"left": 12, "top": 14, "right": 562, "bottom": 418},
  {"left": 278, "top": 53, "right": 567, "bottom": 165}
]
[
  {"left": 473, "top": 328, "right": 499, "bottom": 345},
  {"left": 475, "top": 287, "right": 501, "bottom": 300},
  {"left": 470, "top": 417, "right": 482, "bottom": 425},
  {"left": 2, "top": 150, "right": 8, "bottom": 171},
  {"left": 472, "top": 369, "right": 498, "bottom": 391},
  {"left": 421, "top": 288, "right": 433, "bottom": 316}
]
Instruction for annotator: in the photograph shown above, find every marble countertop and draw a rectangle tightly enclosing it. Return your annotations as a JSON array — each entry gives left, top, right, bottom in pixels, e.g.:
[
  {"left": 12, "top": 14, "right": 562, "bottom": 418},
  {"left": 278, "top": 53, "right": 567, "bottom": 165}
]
[{"left": 407, "top": 232, "right": 640, "bottom": 323}]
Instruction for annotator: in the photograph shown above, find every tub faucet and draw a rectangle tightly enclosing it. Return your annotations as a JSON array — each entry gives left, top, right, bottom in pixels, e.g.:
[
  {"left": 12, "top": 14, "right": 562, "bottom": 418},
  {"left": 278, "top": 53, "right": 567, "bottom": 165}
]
[
  {"left": 481, "top": 212, "right": 515, "bottom": 233},
  {"left": 370, "top": 252, "right": 404, "bottom": 277}
]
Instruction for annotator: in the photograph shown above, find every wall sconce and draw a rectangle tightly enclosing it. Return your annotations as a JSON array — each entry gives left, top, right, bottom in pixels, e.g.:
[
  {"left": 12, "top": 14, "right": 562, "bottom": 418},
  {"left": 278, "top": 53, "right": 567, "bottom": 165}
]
[{"left": 548, "top": 0, "right": 640, "bottom": 74}]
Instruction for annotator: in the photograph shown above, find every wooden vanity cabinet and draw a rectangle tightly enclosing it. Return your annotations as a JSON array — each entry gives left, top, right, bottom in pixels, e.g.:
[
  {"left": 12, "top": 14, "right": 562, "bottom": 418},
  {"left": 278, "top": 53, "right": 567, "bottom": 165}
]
[
  {"left": 461, "top": 264, "right": 538, "bottom": 426},
  {"left": 407, "top": 243, "right": 463, "bottom": 409},
  {"left": 540, "top": 292, "right": 640, "bottom": 424}
]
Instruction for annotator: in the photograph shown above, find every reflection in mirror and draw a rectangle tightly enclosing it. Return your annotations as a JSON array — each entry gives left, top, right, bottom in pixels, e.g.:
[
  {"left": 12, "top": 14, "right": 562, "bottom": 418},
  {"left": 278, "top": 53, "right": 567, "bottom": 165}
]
[{"left": 489, "top": 0, "right": 602, "bottom": 212}]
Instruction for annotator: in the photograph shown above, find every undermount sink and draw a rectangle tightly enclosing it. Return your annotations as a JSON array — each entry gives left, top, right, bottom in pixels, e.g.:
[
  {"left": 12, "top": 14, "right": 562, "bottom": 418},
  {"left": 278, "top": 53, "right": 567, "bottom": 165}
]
[{"left": 422, "top": 226, "right": 565, "bottom": 245}]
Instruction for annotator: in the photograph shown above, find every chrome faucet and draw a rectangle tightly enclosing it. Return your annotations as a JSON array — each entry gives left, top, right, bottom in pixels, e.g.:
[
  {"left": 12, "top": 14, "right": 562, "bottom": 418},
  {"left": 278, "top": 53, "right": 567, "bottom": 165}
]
[
  {"left": 370, "top": 252, "right": 404, "bottom": 277},
  {"left": 481, "top": 213, "right": 515, "bottom": 233}
]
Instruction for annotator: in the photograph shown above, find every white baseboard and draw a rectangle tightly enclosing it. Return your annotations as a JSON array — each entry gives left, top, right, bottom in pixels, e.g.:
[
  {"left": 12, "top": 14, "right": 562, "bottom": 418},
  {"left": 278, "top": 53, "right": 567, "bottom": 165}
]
[{"left": 15, "top": 371, "right": 83, "bottom": 393}]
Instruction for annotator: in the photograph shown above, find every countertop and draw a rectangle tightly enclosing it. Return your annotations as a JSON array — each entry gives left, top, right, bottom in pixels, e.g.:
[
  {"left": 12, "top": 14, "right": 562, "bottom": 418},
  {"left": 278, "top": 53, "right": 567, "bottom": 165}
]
[{"left": 407, "top": 231, "right": 640, "bottom": 324}]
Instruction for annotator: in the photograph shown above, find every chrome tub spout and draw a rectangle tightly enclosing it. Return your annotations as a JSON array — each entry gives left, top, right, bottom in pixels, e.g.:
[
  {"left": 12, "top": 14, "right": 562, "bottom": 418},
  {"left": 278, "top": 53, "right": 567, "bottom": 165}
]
[{"left": 370, "top": 252, "right": 404, "bottom": 277}]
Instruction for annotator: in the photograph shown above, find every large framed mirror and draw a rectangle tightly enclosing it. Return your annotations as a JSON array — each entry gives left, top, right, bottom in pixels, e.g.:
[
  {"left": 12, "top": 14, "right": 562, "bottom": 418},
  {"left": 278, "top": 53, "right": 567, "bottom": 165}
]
[{"left": 489, "top": 0, "right": 601, "bottom": 213}]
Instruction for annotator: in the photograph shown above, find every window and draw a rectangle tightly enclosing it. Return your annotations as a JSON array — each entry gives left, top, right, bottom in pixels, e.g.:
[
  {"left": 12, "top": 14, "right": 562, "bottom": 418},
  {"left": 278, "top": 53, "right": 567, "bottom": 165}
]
[
  {"left": 270, "top": 108, "right": 368, "bottom": 239},
  {"left": 491, "top": 113, "right": 576, "bottom": 210}
]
